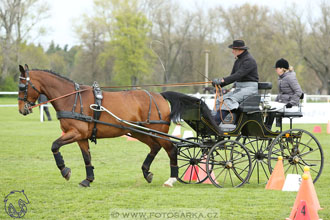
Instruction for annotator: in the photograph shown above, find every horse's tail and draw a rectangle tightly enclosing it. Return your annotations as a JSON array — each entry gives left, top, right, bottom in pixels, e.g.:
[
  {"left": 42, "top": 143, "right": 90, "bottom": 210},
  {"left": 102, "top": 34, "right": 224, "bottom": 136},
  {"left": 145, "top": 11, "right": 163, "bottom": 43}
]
[
  {"left": 161, "top": 91, "right": 198, "bottom": 123},
  {"left": 160, "top": 91, "right": 212, "bottom": 124}
]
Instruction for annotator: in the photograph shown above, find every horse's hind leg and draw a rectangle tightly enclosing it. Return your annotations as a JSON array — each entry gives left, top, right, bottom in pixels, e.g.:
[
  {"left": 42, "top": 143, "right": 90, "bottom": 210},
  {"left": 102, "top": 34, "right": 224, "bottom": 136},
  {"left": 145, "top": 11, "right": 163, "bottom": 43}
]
[
  {"left": 134, "top": 135, "right": 161, "bottom": 183},
  {"left": 162, "top": 140, "right": 178, "bottom": 187},
  {"left": 138, "top": 135, "right": 178, "bottom": 187},
  {"left": 141, "top": 139, "right": 162, "bottom": 184},
  {"left": 77, "top": 140, "right": 94, "bottom": 187}
]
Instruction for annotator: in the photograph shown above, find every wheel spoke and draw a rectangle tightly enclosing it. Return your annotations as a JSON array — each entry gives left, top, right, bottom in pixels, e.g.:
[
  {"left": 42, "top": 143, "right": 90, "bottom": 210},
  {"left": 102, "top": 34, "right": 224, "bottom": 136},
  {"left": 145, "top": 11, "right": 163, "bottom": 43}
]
[
  {"left": 234, "top": 165, "right": 250, "bottom": 175},
  {"left": 228, "top": 169, "right": 234, "bottom": 187},
  {"left": 179, "top": 164, "right": 191, "bottom": 180},
  {"left": 178, "top": 158, "right": 190, "bottom": 162},
  {"left": 260, "top": 161, "right": 269, "bottom": 180},
  {"left": 178, "top": 161, "right": 190, "bottom": 169},
  {"left": 193, "top": 166, "right": 201, "bottom": 182},
  {"left": 196, "top": 163, "right": 207, "bottom": 174},
  {"left": 214, "top": 167, "right": 226, "bottom": 181}
]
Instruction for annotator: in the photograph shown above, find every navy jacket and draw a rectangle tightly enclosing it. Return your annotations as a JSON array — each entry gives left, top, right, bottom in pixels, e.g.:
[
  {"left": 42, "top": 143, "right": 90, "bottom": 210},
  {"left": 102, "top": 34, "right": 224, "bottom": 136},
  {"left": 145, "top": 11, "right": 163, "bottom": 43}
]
[{"left": 223, "top": 50, "right": 259, "bottom": 86}]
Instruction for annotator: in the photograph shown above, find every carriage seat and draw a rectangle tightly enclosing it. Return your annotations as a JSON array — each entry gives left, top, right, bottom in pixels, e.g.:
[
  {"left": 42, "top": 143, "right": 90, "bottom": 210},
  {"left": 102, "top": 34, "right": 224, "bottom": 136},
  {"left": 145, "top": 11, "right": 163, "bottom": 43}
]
[
  {"left": 271, "top": 93, "right": 304, "bottom": 118},
  {"left": 281, "top": 111, "right": 303, "bottom": 118},
  {"left": 258, "top": 82, "right": 272, "bottom": 90},
  {"left": 238, "top": 82, "right": 272, "bottom": 113},
  {"left": 239, "top": 95, "right": 261, "bottom": 113},
  {"left": 219, "top": 82, "right": 272, "bottom": 131}
]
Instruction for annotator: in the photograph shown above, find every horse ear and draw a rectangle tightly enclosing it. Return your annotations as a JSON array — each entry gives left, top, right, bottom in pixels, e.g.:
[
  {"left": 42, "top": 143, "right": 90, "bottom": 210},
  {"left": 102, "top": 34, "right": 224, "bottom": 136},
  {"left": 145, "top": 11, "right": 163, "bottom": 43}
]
[
  {"left": 19, "top": 65, "right": 25, "bottom": 76},
  {"left": 24, "top": 64, "right": 29, "bottom": 71}
]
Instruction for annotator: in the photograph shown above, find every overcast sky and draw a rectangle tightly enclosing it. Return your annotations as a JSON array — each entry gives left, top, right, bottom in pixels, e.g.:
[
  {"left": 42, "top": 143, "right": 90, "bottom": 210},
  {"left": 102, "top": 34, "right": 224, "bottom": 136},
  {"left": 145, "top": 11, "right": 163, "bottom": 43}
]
[{"left": 36, "top": 0, "right": 321, "bottom": 49}]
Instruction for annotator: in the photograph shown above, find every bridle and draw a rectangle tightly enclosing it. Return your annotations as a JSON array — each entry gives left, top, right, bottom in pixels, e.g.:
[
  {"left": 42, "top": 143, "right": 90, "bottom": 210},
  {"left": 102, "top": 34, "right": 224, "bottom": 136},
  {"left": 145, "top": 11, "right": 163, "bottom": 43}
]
[{"left": 18, "top": 69, "right": 41, "bottom": 110}]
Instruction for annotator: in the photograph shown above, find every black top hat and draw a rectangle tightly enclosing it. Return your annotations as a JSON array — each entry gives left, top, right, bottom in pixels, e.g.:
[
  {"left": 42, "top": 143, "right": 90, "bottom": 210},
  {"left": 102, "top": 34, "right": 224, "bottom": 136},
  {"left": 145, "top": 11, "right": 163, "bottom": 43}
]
[
  {"left": 274, "top": 58, "right": 289, "bottom": 69},
  {"left": 228, "top": 40, "right": 249, "bottom": 50}
]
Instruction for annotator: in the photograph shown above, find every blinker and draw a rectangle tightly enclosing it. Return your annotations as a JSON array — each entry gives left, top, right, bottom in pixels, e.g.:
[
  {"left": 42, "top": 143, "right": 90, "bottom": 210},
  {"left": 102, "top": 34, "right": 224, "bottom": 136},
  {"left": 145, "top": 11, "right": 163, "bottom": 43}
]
[{"left": 19, "top": 83, "right": 26, "bottom": 91}]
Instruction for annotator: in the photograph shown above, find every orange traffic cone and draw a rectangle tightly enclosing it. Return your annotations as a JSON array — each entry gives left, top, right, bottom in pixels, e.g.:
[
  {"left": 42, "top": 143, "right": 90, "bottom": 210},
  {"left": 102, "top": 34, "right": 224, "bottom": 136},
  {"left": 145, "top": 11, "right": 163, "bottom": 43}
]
[
  {"left": 124, "top": 133, "right": 137, "bottom": 141},
  {"left": 303, "top": 166, "right": 322, "bottom": 211},
  {"left": 183, "top": 165, "right": 198, "bottom": 181},
  {"left": 265, "top": 156, "right": 285, "bottom": 190},
  {"left": 294, "top": 200, "right": 311, "bottom": 220},
  {"left": 286, "top": 174, "right": 321, "bottom": 220},
  {"left": 327, "top": 120, "right": 330, "bottom": 134},
  {"left": 312, "top": 126, "right": 321, "bottom": 134},
  {"left": 126, "top": 136, "right": 137, "bottom": 141},
  {"left": 197, "top": 158, "right": 218, "bottom": 184},
  {"left": 172, "top": 125, "right": 181, "bottom": 137}
]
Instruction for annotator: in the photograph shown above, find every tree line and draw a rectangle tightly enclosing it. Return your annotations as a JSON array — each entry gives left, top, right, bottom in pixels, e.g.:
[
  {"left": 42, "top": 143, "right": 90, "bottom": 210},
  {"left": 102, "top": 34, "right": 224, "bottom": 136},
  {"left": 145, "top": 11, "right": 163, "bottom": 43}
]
[{"left": 1, "top": 0, "right": 329, "bottom": 94}]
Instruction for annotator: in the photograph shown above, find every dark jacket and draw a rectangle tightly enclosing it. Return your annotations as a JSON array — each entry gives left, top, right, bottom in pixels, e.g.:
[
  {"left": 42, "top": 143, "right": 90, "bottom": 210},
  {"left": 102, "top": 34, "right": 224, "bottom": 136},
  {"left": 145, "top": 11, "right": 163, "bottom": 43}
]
[
  {"left": 38, "top": 94, "right": 48, "bottom": 103},
  {"left": 275, "top": 71, "right": 303, "bottom": 106},
  {"left": 223, "top": 50, "right": 259, "bottom": 86}
]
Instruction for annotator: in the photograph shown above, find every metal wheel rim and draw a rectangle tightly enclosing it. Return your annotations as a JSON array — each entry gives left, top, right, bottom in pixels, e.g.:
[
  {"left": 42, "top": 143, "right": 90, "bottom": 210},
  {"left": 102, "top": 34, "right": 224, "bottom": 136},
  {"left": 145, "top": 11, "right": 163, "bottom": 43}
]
[
  {"left": 243, "top": 136, "right": 272, "bottom": 184},
  {"left": 177, "top": 138, "right": 210, "bottom": 184},
  {"left": 267, "top": 129, "right": 324, "bottom": 183},
  {"left": 206, "top": 140, "right": 252, "bottom": 188}
]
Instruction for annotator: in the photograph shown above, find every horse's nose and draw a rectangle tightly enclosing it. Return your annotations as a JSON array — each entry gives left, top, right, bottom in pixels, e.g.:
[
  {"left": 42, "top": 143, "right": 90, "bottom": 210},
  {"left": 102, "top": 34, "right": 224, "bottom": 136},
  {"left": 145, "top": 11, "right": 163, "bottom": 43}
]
[{"left": 19, "top": 109, "right": 27, "bottom": 116}]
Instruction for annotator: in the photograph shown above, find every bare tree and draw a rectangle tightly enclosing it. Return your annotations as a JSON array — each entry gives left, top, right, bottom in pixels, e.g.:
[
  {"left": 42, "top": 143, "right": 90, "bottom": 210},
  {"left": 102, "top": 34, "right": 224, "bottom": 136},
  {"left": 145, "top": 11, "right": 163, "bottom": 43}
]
[
  {"left": 73, "top": 16, "right": 106, "bottom": 84},
  {"left": 216, "top": 4, "right": 279, "bottom": 84},
  {"left": 0, "top": 0, "right": 20, "bottom": 81},
  {"left": 291, "top": 3, "right": 330, "bottom": 94},
  {"left": 0, "top": 0, "right": 49, "bottom": 82},
  {"left": 149, "top": 1, "right": 194, "bottom": 88}
]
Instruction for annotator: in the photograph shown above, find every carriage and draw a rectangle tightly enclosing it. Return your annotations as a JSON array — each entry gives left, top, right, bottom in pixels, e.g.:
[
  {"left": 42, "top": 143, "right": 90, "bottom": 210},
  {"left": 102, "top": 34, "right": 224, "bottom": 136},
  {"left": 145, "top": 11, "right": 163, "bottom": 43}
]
[
  {"left": 17, "top": 65, "right": 323, "bottom": 188},
  {"left": 173, "top": 82, "right": 324, "bottom": 188}
]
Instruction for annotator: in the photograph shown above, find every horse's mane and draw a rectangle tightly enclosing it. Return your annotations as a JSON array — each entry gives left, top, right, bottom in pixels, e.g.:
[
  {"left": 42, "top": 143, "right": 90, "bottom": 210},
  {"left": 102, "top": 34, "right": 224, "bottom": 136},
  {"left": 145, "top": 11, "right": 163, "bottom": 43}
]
[{"left": 32, "top": 69, "right": 75, "bottom": 84}]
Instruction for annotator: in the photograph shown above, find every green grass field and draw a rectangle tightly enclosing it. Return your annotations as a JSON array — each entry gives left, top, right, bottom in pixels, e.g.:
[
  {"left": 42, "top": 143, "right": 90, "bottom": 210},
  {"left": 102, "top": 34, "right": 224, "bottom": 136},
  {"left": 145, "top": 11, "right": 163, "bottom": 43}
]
[{"left": 0, "top": 98, "right": 329, "bottom": 219}]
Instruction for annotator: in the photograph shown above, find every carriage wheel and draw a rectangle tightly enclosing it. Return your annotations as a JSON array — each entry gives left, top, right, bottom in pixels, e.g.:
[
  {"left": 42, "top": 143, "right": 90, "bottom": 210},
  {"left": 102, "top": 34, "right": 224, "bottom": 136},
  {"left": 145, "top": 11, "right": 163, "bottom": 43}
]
[
  {"left": 268, "top": 129, "right": 324, "bottom": 183},
  {"left": 177, "top": 138, "right": 210, "bottom": 184},
  {"left": 242, "top": 137, "right": 272, "bottom": 184},
  {"left": 206, "top": 140, "right": 252, "bottom": 188}
]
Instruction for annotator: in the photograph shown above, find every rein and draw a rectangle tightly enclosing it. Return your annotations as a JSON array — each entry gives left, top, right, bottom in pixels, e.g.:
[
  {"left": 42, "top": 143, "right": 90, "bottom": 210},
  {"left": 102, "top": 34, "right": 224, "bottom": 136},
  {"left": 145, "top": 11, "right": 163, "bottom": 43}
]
[
  {"left": 29, "top": 81, "right": 213, "bottom": 109},
  {"left": 101, "top": 81, "right": 211, "bottom": 89},
  {"left": 30, "top": 88, "right": 90, "bottom": 109},
  {"left": 214, "top": 85, "right": 233, "bottom": 124}
]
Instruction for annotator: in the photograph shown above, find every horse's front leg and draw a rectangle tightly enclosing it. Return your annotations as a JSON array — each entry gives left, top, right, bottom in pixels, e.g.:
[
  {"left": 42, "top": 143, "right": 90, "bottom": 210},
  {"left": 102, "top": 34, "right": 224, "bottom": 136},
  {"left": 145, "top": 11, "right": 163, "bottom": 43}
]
[
  {"left": 51, "top": 131, "right": 81, "bottom": 181},
  {"left": 77, "top": 140, "right": 94, "bottom": 187}
]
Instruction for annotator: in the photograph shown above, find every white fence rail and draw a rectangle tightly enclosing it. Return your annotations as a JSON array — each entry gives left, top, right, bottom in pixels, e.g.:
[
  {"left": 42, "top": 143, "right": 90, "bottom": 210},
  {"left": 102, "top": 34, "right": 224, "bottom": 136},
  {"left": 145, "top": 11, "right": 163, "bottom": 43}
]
[{"left": 2, "top": 91, "right": 330, "bottom": 123}]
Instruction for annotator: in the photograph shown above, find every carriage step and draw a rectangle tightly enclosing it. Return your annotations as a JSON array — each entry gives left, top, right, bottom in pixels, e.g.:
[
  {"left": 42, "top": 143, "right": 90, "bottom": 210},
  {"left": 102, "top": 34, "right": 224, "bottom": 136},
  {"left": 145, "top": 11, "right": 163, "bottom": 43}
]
[{"left": 176, "top": 143, "right": 192, "bottom": 148}]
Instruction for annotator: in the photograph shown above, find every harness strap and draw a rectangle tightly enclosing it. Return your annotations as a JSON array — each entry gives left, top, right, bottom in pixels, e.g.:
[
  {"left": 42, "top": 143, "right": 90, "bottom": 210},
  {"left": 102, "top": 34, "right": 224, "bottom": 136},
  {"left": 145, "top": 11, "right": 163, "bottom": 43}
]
[
  {"left": 143, "top": 90, "right": 163, "bottom": 123},
  {"left": 129, "top": 120, "right": 170, "bottom": 125},
  {"left": 90, "top": 82, "right": 103, "bottom": 144},
  {"left": 57, "top": 111, "right": 182, "bottom": 145},
  {"left": 57, "top": 111, "right": 93, "bottom": 122},
  {"left": 72, "top": 83, "right": 83, "bottom": 114}
]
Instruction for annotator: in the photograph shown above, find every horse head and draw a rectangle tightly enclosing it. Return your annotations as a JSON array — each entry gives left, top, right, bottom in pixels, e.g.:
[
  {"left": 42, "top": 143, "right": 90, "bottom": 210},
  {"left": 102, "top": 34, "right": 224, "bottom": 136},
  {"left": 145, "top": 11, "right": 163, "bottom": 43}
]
[{"left": 18, "top": 64, "right": 41, "bottom": 115}]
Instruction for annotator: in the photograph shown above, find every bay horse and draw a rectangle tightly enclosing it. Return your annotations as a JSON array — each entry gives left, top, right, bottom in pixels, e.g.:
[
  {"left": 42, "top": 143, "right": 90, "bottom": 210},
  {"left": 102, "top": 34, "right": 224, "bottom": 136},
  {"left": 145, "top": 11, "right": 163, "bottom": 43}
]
[{"left": 17, "top": 65, "right": 180, "bottom": 187}]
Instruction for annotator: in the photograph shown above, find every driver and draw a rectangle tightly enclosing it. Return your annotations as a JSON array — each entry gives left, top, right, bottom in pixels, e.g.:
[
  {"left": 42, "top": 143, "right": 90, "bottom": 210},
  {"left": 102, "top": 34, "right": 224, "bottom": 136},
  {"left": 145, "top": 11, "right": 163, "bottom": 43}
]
[{"left": 212, "top": 40, "right": 259, "bottom": 125}]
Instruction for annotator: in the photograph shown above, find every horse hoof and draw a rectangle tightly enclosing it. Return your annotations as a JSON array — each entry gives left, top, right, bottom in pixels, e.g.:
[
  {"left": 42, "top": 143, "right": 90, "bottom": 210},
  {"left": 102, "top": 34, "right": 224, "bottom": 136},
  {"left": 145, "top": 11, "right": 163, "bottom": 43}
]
[
  {"left": 146, "top": 172, "right": 153, "bottom": 183},
  {"left": 163, "top": 183, "right": 173, "bottom": 188},
  {"left": 163, "top": 177, "right": 177, "bottom": 188},
  {"left": 79, "top": 179, "right": 90, "bottom": 187},
  {"left": 61, "top": 167, "right": 71, "bottom": 181}
]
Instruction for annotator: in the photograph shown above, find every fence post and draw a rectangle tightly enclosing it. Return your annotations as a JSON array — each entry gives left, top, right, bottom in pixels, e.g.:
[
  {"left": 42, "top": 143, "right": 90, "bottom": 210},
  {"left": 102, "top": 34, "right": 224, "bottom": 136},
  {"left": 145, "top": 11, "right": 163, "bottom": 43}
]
[{"left": 40, "top": 105, "right": 44, "bottom": 122}]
